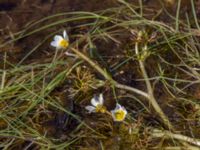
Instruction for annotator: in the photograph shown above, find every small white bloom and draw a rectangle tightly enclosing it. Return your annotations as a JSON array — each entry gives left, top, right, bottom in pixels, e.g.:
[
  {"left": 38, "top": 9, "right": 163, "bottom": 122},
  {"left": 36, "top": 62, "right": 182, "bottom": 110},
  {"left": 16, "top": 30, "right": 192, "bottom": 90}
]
[
  {"left": 111, "top": 103, "right": 127, "bottom": 122},
  {"left": 85, "top": 94, "right": 106, "bottom": 113},
  {"left": 51, "top": 30, "right": 69, "bottom": 49}
]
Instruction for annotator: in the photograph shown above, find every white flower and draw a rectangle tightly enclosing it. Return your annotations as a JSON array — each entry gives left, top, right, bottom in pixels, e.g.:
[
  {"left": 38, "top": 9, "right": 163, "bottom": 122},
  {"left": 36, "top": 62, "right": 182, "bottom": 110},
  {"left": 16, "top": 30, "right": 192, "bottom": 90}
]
[
  {"left": 85, "top": 94, "right": 106, "bottom": 113},
  {"left": 111, "top": 103, "right": 127, "bottom": 122},
  {"left": 51, "top": 30, "right": 69, "bottom": 49}
]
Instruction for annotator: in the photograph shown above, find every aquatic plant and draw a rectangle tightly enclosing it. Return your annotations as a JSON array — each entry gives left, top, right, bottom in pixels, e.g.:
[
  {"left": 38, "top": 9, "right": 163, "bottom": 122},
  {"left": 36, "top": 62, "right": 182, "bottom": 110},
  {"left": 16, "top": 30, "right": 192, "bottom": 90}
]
[
  {"left": 111, "top": 103, "right": 127, "bottom": 122},
  {"left": 50, "top": 30, "right": 69, "bottom": 49},
  {"left": 85, "top": 94, "right": 107, "bottom": 113}
]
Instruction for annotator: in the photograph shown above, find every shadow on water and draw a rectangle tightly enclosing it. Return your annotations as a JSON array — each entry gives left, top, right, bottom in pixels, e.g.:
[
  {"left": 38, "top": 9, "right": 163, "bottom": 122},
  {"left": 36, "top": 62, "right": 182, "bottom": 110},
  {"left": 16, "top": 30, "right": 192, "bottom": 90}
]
[{"left": 0, "top": 2, "right": 16, "bottom": 11}]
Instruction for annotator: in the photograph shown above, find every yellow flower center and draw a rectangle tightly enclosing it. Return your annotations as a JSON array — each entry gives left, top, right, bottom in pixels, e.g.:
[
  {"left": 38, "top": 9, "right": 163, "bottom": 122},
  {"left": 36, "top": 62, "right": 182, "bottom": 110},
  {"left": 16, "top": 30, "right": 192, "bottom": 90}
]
[
  {"left": 114, "top": 110, "right": 126, "bottom": 121},
  {"left": 59, "top": 39, "right": 69, "bottom": 48},
  {"left": 96, "top": 104, "right": 106, "bottom": 113}
]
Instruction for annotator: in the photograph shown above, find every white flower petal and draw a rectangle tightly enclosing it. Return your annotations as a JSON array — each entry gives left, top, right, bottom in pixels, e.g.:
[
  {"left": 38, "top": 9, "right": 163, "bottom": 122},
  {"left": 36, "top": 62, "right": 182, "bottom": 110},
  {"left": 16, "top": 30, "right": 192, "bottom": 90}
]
[
  {"left": 85, "top": 105, "right": 96, "bottom": 113},
  {"left": 91, "top": 97, "right": 100, "bottom": 107},
  {"left": 99, "top": 93, "right": 104, "bottom": 105},
  {"left": 63, "top": 30, "right": 66, "bottom": 37},
  {"left": 63, "top": 30, "right": 69, "bottom": 41},
  {"left": 115, "top": 103, "right": 122, "bottom": 110},
  {"left": 50, "top": 41, "right": 58, "bottom": 47},
  {"left": 111, "top": 109, "right": 115, "bottom": 115},
  {"left": 54, "top": 35, "right": 63, "bottom": 42},
  {"left": 111, "top": 104, "right": 127, "bottom": 122},
  {"left": 121, "top": 106, "right": 127, "bottom": 115},
  {"left": 111, "top": 110, "right": 117, "bottom": 121}
]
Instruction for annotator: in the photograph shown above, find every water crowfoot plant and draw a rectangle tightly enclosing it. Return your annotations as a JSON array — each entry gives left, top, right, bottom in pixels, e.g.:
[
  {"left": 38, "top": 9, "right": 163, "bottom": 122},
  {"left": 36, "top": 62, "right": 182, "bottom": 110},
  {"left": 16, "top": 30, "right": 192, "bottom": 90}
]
[
  {"left": 50, "top": 30, "right": 69, "bottom": 49},
  {"left": 85, "top": 94, "right": 107, "bottom": 113},
  {"left": 69, "top": 47, "right": 170, "bottom": 128},
  {"left": 111, "top": 103, "right": 127, "bottom": 122},
  {"left": 48, "top": 23, "right": 191, "bottom": 148}
]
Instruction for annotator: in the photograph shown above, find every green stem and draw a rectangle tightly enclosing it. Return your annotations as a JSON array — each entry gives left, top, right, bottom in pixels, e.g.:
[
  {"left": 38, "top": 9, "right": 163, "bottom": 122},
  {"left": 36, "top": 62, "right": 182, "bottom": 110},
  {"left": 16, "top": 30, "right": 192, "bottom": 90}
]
[
  {"left": 71, "top": 47, "right": 172, "bottom": 129},
  {"left": 135, "top": 42, "right": 173, "bottom": 130},
  {"left": 152, "top": 129, "right": 200, "bottom": 148},
  {"left": 70, "top": 48, "right": 149, "bottom": 98}
]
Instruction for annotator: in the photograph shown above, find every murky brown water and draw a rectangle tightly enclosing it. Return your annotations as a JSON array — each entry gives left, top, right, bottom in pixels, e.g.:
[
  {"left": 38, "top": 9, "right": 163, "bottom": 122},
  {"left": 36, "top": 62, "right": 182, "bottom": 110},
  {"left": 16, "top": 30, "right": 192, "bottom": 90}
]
[
  {"left": 0, "top": 0, "right": 198, "bottom": 65},
  {"left": 1, "top": 0, "right": 200, "bottom": 149}
]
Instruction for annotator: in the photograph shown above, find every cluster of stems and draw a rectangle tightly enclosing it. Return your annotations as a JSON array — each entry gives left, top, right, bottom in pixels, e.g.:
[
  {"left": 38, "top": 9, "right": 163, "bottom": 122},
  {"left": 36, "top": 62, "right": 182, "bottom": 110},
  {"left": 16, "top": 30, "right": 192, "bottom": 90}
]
[
  {"left": 62, "top": 38, "right": 200, "bottom": 148},
  {"left": 70, "top": 44, "right": 173, "bottom": 130}
]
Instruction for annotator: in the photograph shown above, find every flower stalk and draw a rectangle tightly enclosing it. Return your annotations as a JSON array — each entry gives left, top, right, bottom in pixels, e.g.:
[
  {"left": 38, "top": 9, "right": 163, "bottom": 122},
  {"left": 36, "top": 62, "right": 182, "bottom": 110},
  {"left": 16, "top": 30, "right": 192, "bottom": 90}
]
[
  {"left": 70, "top": 47, "right": 172, "bottom": 129},
  {"left": 135, "top": 42, "right": 173, "bottom": 130},
  {"left": 70, "top": 48, "right": 149, "bottom": 98},
  {"left": 50, "top": 30, "right": 172, "bottom": 129}
]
